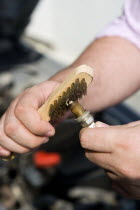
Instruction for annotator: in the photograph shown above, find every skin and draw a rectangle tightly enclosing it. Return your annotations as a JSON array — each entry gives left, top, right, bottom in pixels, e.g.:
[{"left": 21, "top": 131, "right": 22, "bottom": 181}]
[
  {"left": 80, "top": 121, "right": 140, "bottom": 199},
  {"left": 1, "top": 36, "right": 140, "bottom": 198}
]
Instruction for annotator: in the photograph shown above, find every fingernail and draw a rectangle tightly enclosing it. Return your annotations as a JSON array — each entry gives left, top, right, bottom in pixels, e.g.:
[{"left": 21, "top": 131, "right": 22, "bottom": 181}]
[
  {"left": 0, "top": 149, "right": 10, "bottom": 156},
  {"left": 95, "top": 121, "right": 109, "bottom": 128}
]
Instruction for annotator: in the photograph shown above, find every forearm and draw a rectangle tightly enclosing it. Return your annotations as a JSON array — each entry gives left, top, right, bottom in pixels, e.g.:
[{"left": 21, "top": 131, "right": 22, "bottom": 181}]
[{"left": 50, "top": 36, "right": 140, "bottom": 112}]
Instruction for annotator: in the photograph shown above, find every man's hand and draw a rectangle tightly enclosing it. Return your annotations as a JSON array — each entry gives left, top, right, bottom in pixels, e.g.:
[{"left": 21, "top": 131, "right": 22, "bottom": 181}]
[
  {"left": 80, "top": 121, "right": 140, "bottom": 199},
  {"left": 0, "top": 80, "right": 60, "bottom": 157}
]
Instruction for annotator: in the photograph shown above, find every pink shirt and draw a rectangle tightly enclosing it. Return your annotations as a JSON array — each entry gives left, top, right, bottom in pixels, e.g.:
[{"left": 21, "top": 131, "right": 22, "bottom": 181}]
[{"left": 99, "top": 0, "right": 140, "bottom": 49}]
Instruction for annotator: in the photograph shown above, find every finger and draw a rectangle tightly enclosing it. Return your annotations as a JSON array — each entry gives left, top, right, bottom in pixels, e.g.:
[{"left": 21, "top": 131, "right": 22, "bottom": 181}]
[
  {"left": 95, "top": 121, "right": 110, "bottom": 128},
  {"left": 4, "top": 114, "right": 49, "bottom": 149},
  {"left": 85, "top": 149, "right": 113, "bottom": 171},
  {"left": 80, "top": 126, "right": 116, "bottom": 152},
  {"left": 80, "top": 123, "right": 132, "bottom": 153},
  {"left": 0, "top": 133, "right": 30, "bottom": 154},
  {"left": 4, "top": 102, "right": 49, "bottom": 148},
  {"left": 95, "top": 120, "right": 140, "bottom": 129},
  {"left": 14, "top": 82, "right": 58, "bottom": 136},
  {"left": 0, "top": 114, "right": 11, "bottom": 156},
  {"left": 0, "top": 129, "right": 30, "bottom": 154},
  {"left": 15, "top": 102, "right": 55, "bottom": 136},
  {"left": 122, "top": 120, "right": 140, "bottom": 128},
  {"left": 0, "top": 115, "right": 30, "bottom": 153},
  {"left": 0, "top": 145, "right": 11, "bottom": 157}
]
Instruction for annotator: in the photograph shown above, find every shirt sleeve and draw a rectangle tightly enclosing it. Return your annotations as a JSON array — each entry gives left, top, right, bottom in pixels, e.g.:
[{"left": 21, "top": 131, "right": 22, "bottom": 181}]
[{"left": 98, "top": 0, "right": 140, "bottom": 49}]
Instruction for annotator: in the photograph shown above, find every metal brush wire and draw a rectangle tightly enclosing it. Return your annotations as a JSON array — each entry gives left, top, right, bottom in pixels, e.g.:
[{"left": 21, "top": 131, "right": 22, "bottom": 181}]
[
  {"left": 49, "top": 78, "right": 87, "bottom": 121},
  {"left": 2, "top": 67, "right": 93, "bottom": 161}
]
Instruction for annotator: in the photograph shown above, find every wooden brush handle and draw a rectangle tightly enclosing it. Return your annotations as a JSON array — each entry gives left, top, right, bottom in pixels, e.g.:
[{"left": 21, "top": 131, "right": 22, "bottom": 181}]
[
  {"left": 2, "top": 65, "right": 93, "bottom": 161},
  {"left": 38, "top": 64, "right": 93, "bottom": 121}
]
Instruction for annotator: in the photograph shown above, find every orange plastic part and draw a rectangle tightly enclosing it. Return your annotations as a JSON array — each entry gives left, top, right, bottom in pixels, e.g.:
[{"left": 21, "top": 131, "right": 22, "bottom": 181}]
[{"left": 33, "top": 151, "right": 61, "bottom": 168}]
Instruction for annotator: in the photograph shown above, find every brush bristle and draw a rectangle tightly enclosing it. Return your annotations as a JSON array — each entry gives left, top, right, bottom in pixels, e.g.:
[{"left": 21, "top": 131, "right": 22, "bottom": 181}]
[{"left": 49, "top": 78, "right": 87, "bottom": 121}]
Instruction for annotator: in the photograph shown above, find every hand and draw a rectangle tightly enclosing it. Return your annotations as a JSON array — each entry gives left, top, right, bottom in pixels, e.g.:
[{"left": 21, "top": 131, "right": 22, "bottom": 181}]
[
  {"left": 80, "top": 121, "right": 140, "bottom": 199},
  {"left": 0, "top": 80, "right": 60, "bottom": 157}
]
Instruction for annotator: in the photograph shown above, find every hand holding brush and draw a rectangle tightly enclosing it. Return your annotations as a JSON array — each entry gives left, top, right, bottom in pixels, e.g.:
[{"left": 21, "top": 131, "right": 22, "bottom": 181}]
[{"left": 2, "top": 65, "right": 95, "bottom": 161}]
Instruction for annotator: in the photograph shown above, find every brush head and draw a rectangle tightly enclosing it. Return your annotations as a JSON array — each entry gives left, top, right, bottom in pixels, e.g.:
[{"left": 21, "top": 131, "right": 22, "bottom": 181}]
[
  {"left": 49, "top": 78, "right": 87, "bottom": 121},
  {"left": 38, "top": 65, "right": 93, "bottom": 122}
]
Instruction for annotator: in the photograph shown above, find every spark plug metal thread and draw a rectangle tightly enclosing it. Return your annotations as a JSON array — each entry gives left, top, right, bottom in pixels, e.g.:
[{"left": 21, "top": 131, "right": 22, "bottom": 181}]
[
  {"left": 3, "top": 100, "right": 95, "bottom": 161},
  {"left": 66, "top": 100, "right": 95, "bottom": 128}
]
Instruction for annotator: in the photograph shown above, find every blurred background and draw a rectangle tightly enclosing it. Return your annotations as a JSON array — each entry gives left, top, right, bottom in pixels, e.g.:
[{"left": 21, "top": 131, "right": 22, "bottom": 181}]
[
  {"left": 25, "top": 0, "right": 140, "bottom": 113},
  {"left": 26, "top": 0, "right": 123, "bottom": 64},
  {"left": 1, "top": 0, "right": 140, "bottom": 210}
]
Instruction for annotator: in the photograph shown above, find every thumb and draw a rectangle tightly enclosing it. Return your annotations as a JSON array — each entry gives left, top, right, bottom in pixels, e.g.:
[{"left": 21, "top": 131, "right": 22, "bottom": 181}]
[
  {"left": 95, "top": 120, "right": 140, "bottom": 128},
  {"left": 80, "top": 121, "right": 128, "bottom": 153},
  {"left": 121, "top": 120, "right": 140, "bottom": 128}
]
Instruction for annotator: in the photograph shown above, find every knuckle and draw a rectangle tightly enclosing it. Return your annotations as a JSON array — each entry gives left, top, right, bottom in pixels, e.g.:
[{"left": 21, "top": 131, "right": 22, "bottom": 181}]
[
  {"left": 4, "top": 123, "right": 17, "bottom": 136},
  {"left": 15, "top": 105, "right": 25, "bottom": 117}
]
